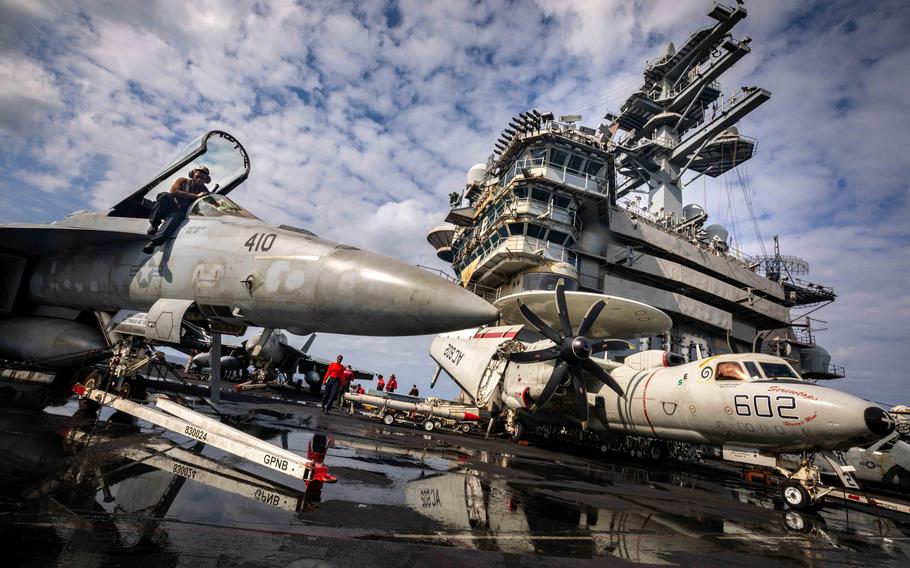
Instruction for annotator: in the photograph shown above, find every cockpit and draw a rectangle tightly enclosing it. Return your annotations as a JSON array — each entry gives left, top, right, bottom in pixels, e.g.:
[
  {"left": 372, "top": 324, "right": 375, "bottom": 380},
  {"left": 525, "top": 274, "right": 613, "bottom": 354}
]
[
  {"left": 109, "top": 130, "right": 252, "bottom": 219},
  {"left": 713, "top": 356, "right": 802, "bottom": 382},
  {"left": 189, "top": 195, "right": 258, "bottom": 219}
]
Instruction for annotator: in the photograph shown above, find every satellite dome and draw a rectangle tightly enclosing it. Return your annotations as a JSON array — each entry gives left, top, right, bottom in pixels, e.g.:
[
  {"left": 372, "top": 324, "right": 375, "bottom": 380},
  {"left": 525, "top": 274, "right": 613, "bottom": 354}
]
[
  {"left": 467, "top": 163, "right": 486, "bottom": 186},
  {"left": 704, "top": 224, "right": 729, "bottom": 243},
  {"left": 800, "top": 345, "right": 832, "bottom": 375},
  {"left": 682, "top": 203, "right": 705, "bottom": 221}
]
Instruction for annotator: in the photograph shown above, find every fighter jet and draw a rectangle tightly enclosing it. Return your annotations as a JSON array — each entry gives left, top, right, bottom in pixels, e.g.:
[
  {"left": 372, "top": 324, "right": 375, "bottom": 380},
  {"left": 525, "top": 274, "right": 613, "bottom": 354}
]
[
  {"left": 430, "top": 282, "right": 895, "bottom": 509},
  {"left": 190, "top": 330, "right": 374, "bottom": 393},
  {"left": 0, "top": 130, "right": 497, "bottom": 408}
]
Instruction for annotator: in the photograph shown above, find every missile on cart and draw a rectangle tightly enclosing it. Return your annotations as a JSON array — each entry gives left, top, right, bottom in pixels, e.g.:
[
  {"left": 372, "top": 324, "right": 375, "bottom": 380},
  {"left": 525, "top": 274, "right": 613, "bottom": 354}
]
[{"left": 343, "top": 393, "right": 481, "bottom": 421}]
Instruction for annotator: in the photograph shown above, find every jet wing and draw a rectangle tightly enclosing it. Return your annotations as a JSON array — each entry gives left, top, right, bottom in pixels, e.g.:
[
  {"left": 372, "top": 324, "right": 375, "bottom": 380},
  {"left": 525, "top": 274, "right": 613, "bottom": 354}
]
[
  {"left": 272, "top": 342, "right": 308, "bottom": 374},
  {"left": 351, "top": 368, "right": 377, "bottom": 382},
  {"left": 0, "top": 224, "right": 147, "bottom": 257}
]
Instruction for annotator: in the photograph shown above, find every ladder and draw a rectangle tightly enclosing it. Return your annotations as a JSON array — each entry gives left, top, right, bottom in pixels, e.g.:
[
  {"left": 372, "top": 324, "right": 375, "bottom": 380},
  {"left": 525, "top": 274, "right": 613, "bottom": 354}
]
[
  {"left": 74, "top": 383, "right": 330, "bottom": 483},
  {"left": 819, "top": 450, "right": 862, "bottom": 491}
]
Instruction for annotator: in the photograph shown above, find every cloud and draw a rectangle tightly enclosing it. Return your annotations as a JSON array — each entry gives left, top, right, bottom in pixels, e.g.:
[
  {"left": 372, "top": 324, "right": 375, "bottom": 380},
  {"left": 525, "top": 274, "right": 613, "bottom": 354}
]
[
  {"left": 0, "top": 54, "right": 63, "bottom": 136},
  {"left": 0, "top": 0, "right": 908, "bottom": 404}
]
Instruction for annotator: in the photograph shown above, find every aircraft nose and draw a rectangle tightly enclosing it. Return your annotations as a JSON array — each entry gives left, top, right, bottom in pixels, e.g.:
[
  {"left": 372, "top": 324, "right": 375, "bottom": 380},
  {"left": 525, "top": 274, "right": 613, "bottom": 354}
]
[
  {"left": 315, "top": 246, "right": 498, "bottom": 335},
  {"left": 864, "top": 406, "right": 895, "bottom": 437}
]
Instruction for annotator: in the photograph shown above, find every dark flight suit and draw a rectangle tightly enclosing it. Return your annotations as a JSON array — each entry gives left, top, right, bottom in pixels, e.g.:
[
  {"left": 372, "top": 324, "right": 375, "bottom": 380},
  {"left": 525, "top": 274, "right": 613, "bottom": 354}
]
[
  {"left": 146, "top": 178, "right": 208, "bottom": 250},
  {"left": 321, "top": 361, "right": 345, "bottom": 412}
]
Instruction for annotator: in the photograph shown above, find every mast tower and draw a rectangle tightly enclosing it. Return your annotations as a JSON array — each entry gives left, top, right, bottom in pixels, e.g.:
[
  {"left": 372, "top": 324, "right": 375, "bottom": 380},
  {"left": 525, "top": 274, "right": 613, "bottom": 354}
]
[{"left": 426, "top": 2, "right": 843, "bottom": 379}]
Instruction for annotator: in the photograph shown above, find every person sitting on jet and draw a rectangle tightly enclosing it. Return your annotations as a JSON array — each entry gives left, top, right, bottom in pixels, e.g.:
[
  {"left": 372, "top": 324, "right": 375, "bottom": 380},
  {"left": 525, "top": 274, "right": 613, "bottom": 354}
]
[{"left": 143, "top": 166, "right": 212, "bottom": 254}]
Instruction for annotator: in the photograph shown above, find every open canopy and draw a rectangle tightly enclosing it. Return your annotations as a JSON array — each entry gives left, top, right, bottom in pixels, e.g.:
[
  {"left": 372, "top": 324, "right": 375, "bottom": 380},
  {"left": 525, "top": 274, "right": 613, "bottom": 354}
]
[{"left": 109, "top": 130, "right": 251, "bottom": 219}]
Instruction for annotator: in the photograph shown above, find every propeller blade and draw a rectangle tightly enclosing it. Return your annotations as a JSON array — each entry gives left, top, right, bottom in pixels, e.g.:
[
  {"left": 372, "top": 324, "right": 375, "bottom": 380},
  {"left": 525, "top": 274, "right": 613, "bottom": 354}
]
[
  {"left": 577, "top": 299, "right": 606, "bottom": 337},
  {"left": 517, "top": 299, "right": 561, "bottom": 344},
  {"left": 581, "top": 359, "right": 624, "bottom": 398},
  {"left": 554, "top": 279, "right": 572, "bottom": 337},
  {"left": 530, "top": 360, "right": 568, "bottom": 411},
  {"left": 569, "top": 367, "right": 590, "bottom": 428},
  {"left": 509, "top": 346, "right": 561, "bottom": 363},
  {"left": 589, "top": 338, "right": 633, "bottom": 354}
]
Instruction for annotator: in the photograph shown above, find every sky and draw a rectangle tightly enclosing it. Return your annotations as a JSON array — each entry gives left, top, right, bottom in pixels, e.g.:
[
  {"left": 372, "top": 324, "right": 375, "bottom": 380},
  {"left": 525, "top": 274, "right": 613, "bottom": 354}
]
[{"left": 1, "top": 0, "right": 908, "bottom": 405}]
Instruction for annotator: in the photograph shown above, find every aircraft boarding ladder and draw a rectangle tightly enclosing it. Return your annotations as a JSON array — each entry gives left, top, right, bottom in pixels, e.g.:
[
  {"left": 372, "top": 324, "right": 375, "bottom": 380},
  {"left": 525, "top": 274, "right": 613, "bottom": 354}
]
[{"left": 73, "top": 383, "right": 332, "bottom": 483}]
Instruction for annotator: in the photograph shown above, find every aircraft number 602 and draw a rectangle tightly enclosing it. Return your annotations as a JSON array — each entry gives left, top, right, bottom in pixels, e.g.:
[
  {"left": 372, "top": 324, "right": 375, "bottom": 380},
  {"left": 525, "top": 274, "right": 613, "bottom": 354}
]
[
  {"left": 245, "top": 233, "right": 276, "bottom": 252},
  {"left": 733, "top": 394, "right": 798, "bottom": 420}
]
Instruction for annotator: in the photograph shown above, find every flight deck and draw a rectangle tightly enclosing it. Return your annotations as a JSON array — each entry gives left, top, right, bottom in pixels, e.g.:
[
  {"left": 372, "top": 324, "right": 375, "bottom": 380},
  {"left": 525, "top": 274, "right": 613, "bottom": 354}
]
[{"left": 2, "top": 392, "right": 908, "bottom": 567}]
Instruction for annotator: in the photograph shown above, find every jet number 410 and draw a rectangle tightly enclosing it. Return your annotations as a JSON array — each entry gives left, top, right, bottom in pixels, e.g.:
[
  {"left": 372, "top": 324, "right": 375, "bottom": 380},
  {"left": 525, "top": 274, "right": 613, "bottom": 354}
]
[{"left": 245, "top": 233, "right": 276, "bottom": 252}]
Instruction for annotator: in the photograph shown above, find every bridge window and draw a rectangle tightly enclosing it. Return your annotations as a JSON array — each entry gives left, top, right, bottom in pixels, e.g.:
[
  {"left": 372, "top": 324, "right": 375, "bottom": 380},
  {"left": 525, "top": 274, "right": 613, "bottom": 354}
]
[
  {"left": 568, "top": 154, "right": 584, "bottom": 172},
  {"left": 584, "top": 160, "right": 604, "bottom": 176},
  {"left": 716, "top": 362, "right": 748, "bottom": 381},
  {"left": 547, "top": 229, "right": 569, "bottom": 245},
  {"left": 513, "top": 185, "right": 528, "bottom": 199},
  {"left": 550, "top": 149, "right": 568, "bottom": 166},
  {"left": 521, "top": 273, "right": 579, "bottom": 292},
  {"left": 553, "top": 194, "right": 572, "bottom": 209},
  {"left": 507, "top": 222, "right": 524, "bottom": 236},
  {"left": 530, "top": 188, "right": 549, "bottom": 203},
  {"left": 526, "top": 223, "right": 545, "bottom": 239}
]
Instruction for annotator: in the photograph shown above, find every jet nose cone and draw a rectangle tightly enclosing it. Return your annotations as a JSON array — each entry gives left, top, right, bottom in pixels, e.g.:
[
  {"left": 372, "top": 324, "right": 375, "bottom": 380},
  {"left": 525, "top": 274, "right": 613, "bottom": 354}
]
[
  {"left": 316, "top": 246, "right": 498, "bottom": 336},
  {"left": 864, "top": 406, "right": 896, "bottom": 437}
]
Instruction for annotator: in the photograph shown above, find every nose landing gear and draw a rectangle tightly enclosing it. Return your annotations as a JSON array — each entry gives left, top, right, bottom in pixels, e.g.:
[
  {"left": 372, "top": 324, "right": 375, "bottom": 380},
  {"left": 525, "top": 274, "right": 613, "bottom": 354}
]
[{"left": 781, "top": 481, "right": 813, "bottom": 510}]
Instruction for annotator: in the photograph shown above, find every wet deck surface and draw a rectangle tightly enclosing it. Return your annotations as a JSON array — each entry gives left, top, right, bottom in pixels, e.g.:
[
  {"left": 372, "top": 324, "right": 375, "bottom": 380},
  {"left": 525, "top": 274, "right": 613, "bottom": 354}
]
[{"left": 1, "top": 394, "right": 908, "bottom": 567}]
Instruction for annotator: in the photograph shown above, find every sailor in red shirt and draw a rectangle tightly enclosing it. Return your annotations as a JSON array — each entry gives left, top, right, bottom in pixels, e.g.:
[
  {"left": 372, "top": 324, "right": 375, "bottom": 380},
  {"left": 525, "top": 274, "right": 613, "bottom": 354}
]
[
  {"left": 386, "top": 374, "right": 398, "bottom": 393},
  {"left": 376, "top": 374, "right": 385, "bottom": 392},
  {"left": 339, "top": 365, "right": 355, "bottom": 405},
  {"left": 321, "top": 355, "right": 345, "bottom": 413}
]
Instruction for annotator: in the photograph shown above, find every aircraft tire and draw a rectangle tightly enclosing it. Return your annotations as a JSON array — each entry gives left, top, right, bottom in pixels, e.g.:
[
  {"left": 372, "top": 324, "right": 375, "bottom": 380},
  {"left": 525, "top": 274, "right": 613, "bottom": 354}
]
[
  {"left": 423, "top": 419, "right": 435, "bottom": 431},
  {"left": 510, "top": 421, "right": 525, "bottom": 443},
  {"left": 781, "top": 482, "right": 811, "bottom": 510},
  {"left": 461, "top": 423, "right": 471, "bottom": 433},
  {"left": 382, "top": 412, "right": 395, "bottom": 426},
  {"left": 648, "top": 441, "right": 669, "bottom": 461}
]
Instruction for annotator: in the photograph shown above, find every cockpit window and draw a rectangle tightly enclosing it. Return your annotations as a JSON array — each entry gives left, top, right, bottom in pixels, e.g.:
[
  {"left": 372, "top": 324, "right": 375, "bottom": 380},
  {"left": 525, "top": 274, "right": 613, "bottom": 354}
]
[
  {"left": 716, "top": 361, "right": 749, "bottom": 381},
  {"left": 190, "top": 195, "right": 258, "bottom": 219},
  {"left": 759, "top": 362, "right": 800, "bottom": 380},
  {"left": 743, "top": 361, "right": 763, "bottom": 380}
]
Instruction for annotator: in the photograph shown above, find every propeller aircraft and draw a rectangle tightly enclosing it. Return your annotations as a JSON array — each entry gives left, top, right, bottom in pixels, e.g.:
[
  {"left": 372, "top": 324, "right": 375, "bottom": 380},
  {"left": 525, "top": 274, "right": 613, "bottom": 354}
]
[{"left": 430, "top": 281, "right": 895, "bottom": 509}]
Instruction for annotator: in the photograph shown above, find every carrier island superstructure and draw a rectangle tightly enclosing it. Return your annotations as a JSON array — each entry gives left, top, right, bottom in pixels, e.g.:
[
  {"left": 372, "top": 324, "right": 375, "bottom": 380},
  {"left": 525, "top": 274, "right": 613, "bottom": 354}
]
[{"left": 426, "top": 2, "right": 843, "bottom": 380}]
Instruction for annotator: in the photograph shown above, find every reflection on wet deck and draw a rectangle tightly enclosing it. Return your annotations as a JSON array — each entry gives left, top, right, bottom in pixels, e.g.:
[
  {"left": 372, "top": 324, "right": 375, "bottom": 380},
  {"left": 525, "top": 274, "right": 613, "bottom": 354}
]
[{"left": 1, "top": 399, "right": 908, "bottom": 567}]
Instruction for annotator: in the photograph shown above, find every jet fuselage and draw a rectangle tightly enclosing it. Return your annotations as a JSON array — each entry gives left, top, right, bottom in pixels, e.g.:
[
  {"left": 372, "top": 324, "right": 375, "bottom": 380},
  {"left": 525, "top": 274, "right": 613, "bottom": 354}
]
[{"left": 27, "top": 211, "right": 497, "bottom": 336}]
